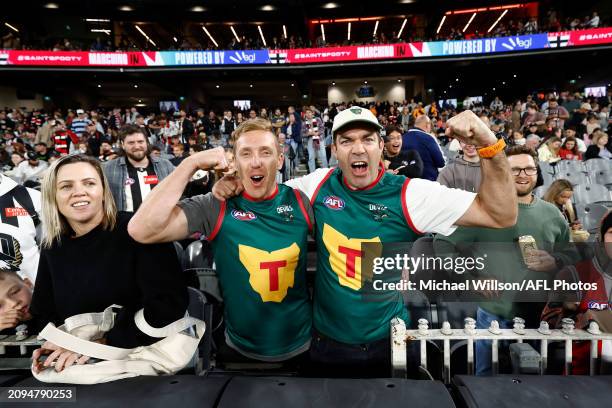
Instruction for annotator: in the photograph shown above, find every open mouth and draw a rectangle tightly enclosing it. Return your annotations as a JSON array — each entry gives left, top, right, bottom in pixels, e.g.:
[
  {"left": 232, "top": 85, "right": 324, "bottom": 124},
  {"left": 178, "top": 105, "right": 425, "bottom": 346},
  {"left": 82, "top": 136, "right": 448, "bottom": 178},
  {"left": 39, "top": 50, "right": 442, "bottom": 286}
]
[
  {"left": 250, "top": 175, "right": 265, "bottom": 186},
  {"left": 350, "top": 161, "right": 369, "bottom": 176}
]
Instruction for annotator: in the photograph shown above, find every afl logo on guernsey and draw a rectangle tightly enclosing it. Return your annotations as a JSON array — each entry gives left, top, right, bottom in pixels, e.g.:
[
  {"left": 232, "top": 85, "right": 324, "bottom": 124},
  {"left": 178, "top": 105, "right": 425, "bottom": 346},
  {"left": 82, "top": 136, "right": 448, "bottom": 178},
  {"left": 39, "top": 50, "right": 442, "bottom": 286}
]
[
  {"left": 323, "top": 196, "right": 345, "bottom": 211},
  {"left": 231, "top": 209, "right": 257, "bottom": 221}
]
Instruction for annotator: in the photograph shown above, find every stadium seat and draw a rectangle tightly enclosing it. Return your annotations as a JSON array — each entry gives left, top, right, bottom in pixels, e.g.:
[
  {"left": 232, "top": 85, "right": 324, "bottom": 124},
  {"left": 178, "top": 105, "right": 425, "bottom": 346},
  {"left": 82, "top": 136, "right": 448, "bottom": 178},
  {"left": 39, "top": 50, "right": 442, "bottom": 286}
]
[
  {"left": 554, "top": 171, "right": 589, "bottom": 186},
  {"left": 540, "top": 170, "right": 554, "bottom": 186},
  {"left": 595, "top": 170, "right": 612, "bottom": 188},
  {"left": 186, "top": 287, "right": 213, "bottom": 373},
  {"left": 539, "top": 161, "right": 555, "bottom": 176},
  {"left": 555, "top": 160, "right": 585, "bottom": 175},
  {"left": 573, "top": 184, "right": 610, "bottom": 204},
  {"left": 585, "top": 158, "right": 612, "bottom": 173},
  {"left": 577, "top": 203, "right": 610, "bottom": 233}
]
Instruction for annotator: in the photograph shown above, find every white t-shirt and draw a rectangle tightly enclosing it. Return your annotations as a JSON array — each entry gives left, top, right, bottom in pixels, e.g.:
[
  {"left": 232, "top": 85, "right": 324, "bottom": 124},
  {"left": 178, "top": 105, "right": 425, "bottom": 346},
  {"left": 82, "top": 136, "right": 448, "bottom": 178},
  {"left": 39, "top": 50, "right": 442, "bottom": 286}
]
[
  {"left": 286, "top": 168, "right": 476, "bottom": 236},
  {"left": 0, "top": 175, "right": 41, "bottom": 282}
]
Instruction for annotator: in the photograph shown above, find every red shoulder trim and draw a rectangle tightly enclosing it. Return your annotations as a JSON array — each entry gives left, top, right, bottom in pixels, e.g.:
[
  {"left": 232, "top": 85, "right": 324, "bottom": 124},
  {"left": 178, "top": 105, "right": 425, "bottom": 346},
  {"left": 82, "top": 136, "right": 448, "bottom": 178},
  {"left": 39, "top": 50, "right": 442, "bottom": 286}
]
[
  {"left": 293, "top": 189, "right": 313, "bottom": 232},
  {"left": 310, "top": 168, "right": 336, "bottom": 206},
  {"left": 207, "top": 200, "right": 226, "bottom": 241},
  {"left": 401, "top": 178, "right": 423, "bottom": 235}
]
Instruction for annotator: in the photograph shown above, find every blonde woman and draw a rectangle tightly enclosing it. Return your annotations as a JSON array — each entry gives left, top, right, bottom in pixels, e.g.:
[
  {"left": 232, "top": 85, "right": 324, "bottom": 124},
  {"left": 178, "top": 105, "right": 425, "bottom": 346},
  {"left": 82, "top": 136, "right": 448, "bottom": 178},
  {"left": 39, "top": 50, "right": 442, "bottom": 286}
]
[
  {"left": 537, "top": 136, "right": 562, "bottom": 163},
  {"left": 543, "top": 179, "right": 588, "bottom": 241},
  {"left": 31, "top": 154, "right": 187, "bottom": 373}
]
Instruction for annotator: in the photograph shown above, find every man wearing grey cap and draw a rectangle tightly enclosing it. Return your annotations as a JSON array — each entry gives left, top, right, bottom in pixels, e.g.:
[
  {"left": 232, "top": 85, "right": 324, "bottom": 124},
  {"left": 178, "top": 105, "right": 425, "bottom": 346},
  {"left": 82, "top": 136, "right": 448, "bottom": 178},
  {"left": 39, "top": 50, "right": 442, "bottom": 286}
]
[{"left": 214, "top": 107, "right": 517, "bottom": 376}]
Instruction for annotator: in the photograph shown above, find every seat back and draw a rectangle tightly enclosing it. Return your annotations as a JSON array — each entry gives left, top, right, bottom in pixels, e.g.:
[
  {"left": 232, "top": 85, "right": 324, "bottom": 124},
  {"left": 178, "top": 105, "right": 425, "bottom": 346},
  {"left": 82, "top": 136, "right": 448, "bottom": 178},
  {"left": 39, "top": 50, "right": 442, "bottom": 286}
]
[{"left": 573, "top": 184, "right": 610, "bottom": 204}]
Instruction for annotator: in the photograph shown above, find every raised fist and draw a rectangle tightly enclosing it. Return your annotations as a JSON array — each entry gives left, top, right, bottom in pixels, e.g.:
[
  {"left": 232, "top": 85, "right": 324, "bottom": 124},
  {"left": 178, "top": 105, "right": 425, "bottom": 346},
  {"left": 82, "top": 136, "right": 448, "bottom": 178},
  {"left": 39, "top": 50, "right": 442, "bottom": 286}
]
[{"left": 445, "top": 110, "right": 497, "bottom": 148}]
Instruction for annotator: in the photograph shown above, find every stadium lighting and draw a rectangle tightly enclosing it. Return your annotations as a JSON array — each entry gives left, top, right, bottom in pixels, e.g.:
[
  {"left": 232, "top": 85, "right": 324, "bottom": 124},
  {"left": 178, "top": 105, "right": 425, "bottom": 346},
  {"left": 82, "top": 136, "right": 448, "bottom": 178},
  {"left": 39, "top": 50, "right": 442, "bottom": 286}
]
[
  {"left": 85, "top": 18, "right": 111, "bottom": 22},
  {"left": 488, "top": 10, "right": 508, "bottom": 32},
  {"left": 91, "top": 29, "right": 111, "bottom": 35},
  {"left": 436, "top": 15, "right": 446, "bottom": 34},
  {"left": 257, "top": 25, "right": 267, "bottom": 47},
  {"left": 332, "top": 81, "right": 336, "bottom": 86},
  {"left": 230, "top": 26, "right": 240, "bottom": 42},
  {"left": 399, "top": 0, "right": 415, "bottom": 3},
  {"left": 119, "top": 5, "right": 134, "bottom": 11},
  {"left": 190, "top": 6, "right": 206, "bottom": 12},
  {"left": 322, "top": 2, "right": 339, "bottom": 8},
  {"left": 463, "top": 12, "right": 477, "bottom": 32},
  {"left": 4, "top": 23, "right": 19, "bottom": 33},
  {"left": 44, "top": 3, "right": 59, "bottom": 8},
  {"left": 173, "top": 36, "right": 178, "bottom": 43},
  {"left": 134, "top": 84, "right": 138, "bottom": 88},
  {"left": 97, "top": 84, "right": 102, "bottom": 88},
  {"left": 373, "top": 20, "right": 379, "bottom": 37},
  {"left": 320, "top": 24, "right": 326, "bottom": 43},
  {"left": 135, "top": 25, "right": 156, "bottom": 47},
  {"left": 397, "top": 19, "right": 407, "bottom": 38},
  {"left": 291, "top": 83, "right": 295, "bottom": 87},
  {"left": 260, "top": 5, "right": 275, "bottom": 11},
  {"left": 282, "top": 25, "right": 287, "bottom": 39},
  {"left": 202, "top": 26, "right": 219, "bottom": 47},
  {"left": 215, "top": 85, "right": 220, "bottom": 89},
  {"left": 249, "top": 84, "right": 254, "bottom": 88},
  {"left": 347, "top": 22, "right": 351, "bottom": 41}
]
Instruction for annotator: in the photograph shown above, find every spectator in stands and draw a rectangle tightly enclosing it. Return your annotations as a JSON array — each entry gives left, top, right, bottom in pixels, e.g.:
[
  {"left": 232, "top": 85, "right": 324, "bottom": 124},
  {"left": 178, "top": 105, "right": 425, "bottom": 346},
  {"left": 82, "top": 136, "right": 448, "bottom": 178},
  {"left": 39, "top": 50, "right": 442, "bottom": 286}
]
[
  {"left": 204, "top": 110, "right": 220, "bottom": 135},
  {"left": 585, "top": 132, "right": 612, "bottom": 160},
  {"left": 521, "top": 103, "right": 546, "bottom": 133},
  {"left": 103, "top": 124, "right": 175, "bottom": 212},
  {"left": 437, "top": 141, "right": 482, "bottom": 192},
  {"left": 13, "top": 152, "right": 48, "bottom": 186},
  {"left": 0, "top": 270, "right": 33, "bottom": 333},
  {"left": 98, "top": 141, "right": 113, "bottom": 162},
  {"left": 83, "top": 122, "right": 104, "bottom": 157},
  {"left": 283, "top": 112, "right": 302, "bottom": 170},
  {"left": 544, "top": 98, "right": 570, "bottom": 130},
  {"left": 31, "top": 154, "right": 188, "bottom": 373},
  {"left": 511, "top": 130, "right": 526, "bottom": 146},
  {"left": 489, "top": 96, "right": 504, "bottom": 112},
  {"left": 0, "top": 173, "right": 41, "bottom": 283},
  {"left": 399, "top": 106, "right": 411, "bottom": 130},
  {"left": 382, "top": 125, "right": 423, "bottom": 178},
  {"left": 588, "top": 11, "right": 600, "bottom": 28},
  {"left": 302, "top": 107, "right": 328, "bottom": 173},
  {"left": 220, "top": 110, "right": 236, "bottom": 140},
  {"left": 402, "top": 115, "right": 445, "bottom": 181},
  {"left": 178, "top": 110, "right": 194, "bottom": 145},
  {"left": 170, "top": 143, "right": 186, "bottom": 166},
  {"left": 51, "top": 121, "right": 79, "bottom": 156},
  {"left": 34, "top": 143, "right": 51, "bottom": 162},
  {"left": 586, "top": 113, "right": 602, "bottom": 137},
  {"left": 559, "top": 137, "right": 582, "bottom": 160},
  {"left": 435, "top": 145, "right": 574, "bottom": 375},
  {"left": 538, "top": 136, "right": 562, "bottom": 163},
  {"left": 271, "top": 108, "right": 286, "bottom": 133},
  {"left": 563, "top": 127, "right": 587, "bottom": 153},
  {"left": 543, "top": 179, "right": 589, "bottom": 242},
  {"left": 34, "top": 118, "right": 55, "bottom": 147},
  {"left": 70, "top": 109, "right": 91, "bottom": 138},
  {"left": 128, "top": 120, "right": 313, "bottom": 364}
]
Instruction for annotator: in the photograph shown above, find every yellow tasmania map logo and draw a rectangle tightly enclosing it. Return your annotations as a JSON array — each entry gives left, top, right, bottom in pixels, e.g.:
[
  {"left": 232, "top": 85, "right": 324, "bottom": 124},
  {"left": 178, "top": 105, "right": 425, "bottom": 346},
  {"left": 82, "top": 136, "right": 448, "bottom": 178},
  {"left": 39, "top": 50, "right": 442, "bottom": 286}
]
[
  {"left": 321, "top": 224, "right": 381, "bottom": 290},
  {"left": 238, "top": 243, "right": 300, "bottom": 302}
]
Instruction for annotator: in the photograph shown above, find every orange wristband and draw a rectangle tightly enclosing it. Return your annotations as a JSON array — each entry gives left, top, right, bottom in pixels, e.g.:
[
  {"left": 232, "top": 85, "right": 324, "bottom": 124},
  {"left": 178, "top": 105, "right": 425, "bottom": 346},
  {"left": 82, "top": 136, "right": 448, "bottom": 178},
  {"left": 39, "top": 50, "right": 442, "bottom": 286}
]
[{"left": 477, "top": 138, "right": 506, "bottom": 159}]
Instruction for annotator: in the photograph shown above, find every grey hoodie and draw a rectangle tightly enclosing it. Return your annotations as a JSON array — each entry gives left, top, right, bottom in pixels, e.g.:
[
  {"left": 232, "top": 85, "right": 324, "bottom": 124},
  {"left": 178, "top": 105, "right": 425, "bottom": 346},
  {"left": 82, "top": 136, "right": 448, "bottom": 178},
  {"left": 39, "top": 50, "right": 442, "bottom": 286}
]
[{"left": 436, "top": 155, "right": 482, "bottom": 193}]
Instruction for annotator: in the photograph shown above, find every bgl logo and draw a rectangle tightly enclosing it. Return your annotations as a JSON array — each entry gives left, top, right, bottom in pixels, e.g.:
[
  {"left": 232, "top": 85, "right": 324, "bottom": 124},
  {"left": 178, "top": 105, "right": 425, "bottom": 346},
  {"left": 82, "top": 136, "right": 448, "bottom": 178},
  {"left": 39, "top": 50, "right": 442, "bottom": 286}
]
[
  {"left": 500, "top": 36, "right": 533, "bottom": 51},
  {"left": 231, "top": 209, "right": 257, "bottom": 221},
  {"left": 229, "top": 51, "right": 257, "bottom": 64},
  {"left": 323, "top": 196, "right": 345, "bottom": 211}
]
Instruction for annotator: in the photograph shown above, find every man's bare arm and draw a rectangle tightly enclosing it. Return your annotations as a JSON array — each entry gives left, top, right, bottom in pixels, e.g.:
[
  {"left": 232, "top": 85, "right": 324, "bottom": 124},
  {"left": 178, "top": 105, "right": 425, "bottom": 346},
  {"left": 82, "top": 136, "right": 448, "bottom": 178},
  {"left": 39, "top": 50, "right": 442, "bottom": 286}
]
[
  {"left": 128, "top": 147, "right": 227, "bottom": 243},
  {"left": 444, "top": 110, "right": 518, "bottom": 229}
]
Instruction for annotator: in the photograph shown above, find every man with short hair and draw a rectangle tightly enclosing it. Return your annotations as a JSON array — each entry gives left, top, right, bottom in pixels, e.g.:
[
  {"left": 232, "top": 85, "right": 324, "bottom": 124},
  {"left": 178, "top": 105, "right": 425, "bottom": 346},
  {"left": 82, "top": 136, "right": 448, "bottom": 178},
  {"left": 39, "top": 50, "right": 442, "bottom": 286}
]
[
  {"left": 214, "top": 107, "right": 517, "bottom": 376},
  {"left": 14, "top": 152, "right": 48, "bottom": 185},
  {"left": 170, "top": 143, "right": 186, "bottom": 166},
  {"left": 103, "top": 124, "right": 174, "bottom": 212},
  {"left": 33, "top": 142, "right": 51, "bottom": 162},
  {"left": 402, "top": 115, "right": 446, "bottom": 181},
  {"left": 435, "top": 145, "right": 574, "bottom": 375},
  {"left": 70, "top": 109, "right": 92, "bottom": 137},
  {"left": 544, "top": 98, "right": 570, "bottom": 129},
  {"left": 437, "top": 141, "right": 482, "bottom": 192},
  {"left": 128, "top": 119, "right": 313, "bottom": 363}
]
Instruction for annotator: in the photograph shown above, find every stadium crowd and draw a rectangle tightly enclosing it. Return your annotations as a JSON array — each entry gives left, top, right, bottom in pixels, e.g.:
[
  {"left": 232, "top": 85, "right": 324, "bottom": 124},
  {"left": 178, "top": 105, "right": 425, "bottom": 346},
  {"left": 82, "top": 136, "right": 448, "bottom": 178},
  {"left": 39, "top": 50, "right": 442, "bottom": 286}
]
[
  {"left": 0, "top": 9, "right": 604, "bottom": 52},
  {"left": 1, "top": 85, "right": 611, "bottom": 379}
]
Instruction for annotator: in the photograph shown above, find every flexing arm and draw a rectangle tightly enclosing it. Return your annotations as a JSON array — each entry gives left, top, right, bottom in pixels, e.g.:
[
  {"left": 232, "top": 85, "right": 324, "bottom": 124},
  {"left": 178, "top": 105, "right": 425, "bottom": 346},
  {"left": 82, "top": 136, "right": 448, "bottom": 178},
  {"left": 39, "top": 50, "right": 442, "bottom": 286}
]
[
  {"left": 445, "top": 110, "right": 517, "bottom": 229},
  {"left": 128, "top": 147, "right": 227, "bottom": 243}
]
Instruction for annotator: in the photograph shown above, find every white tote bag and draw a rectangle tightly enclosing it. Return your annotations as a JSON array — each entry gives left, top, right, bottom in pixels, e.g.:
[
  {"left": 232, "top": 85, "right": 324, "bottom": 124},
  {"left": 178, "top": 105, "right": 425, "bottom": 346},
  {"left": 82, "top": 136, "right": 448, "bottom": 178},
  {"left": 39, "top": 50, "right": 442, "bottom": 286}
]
[{"left": 32, "top": 305, "right": 205, "bottom": 384}]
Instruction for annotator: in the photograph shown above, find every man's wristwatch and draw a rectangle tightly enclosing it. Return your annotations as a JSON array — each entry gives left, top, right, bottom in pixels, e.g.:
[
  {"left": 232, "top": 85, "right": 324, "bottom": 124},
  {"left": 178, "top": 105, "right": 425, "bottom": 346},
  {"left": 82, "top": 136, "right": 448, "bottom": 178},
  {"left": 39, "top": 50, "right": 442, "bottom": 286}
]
[{"left": 477, "top": 138, "right": 506, "bottom": 158}]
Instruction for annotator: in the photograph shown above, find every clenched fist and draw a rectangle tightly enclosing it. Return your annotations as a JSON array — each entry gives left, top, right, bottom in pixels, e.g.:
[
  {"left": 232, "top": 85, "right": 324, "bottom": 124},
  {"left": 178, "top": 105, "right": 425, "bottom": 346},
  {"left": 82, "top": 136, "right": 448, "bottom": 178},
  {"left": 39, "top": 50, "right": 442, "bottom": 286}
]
[
  {"left": 185, "top": 147, "right": 229, "bottom": 172},
  {"left": 445, "top": 110, "right": 497, "bottom": 148}
]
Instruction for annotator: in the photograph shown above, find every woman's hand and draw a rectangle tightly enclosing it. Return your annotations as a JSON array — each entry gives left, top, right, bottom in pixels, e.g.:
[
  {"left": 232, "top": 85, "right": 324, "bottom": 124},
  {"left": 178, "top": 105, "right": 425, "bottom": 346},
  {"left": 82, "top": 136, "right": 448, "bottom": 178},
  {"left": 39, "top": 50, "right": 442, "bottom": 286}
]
[
  {"left": 32, "top": 341, "right": 90, "bottom": 373},
  {"left": 0, "top": 309, "right": 24, "bottom": 330}
]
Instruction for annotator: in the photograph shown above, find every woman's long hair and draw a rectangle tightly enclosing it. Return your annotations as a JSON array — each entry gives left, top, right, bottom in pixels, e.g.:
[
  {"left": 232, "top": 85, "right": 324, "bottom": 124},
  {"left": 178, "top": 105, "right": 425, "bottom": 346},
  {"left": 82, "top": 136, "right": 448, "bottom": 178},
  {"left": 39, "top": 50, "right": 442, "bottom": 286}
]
[
  {"left": 41, "top": 154, "right": 117, "bottom": 248},
  {"left": 543, "top": 179, "right": 575, "bottom": 223}
]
